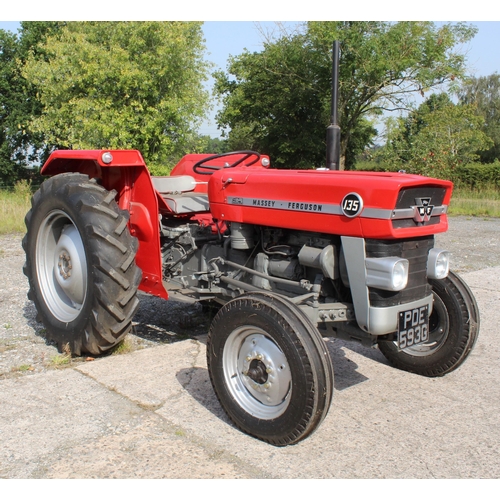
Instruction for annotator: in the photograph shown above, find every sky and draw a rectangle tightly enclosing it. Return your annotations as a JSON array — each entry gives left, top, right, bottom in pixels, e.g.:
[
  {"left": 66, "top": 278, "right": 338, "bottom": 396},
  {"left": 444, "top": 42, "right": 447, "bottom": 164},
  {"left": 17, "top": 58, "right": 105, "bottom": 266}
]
[
  {"left": 200, "top": 21, "right": 500, "bottom": 137},
  {"left": 2, "top": 15, "right": 500, "bottom": 138}
]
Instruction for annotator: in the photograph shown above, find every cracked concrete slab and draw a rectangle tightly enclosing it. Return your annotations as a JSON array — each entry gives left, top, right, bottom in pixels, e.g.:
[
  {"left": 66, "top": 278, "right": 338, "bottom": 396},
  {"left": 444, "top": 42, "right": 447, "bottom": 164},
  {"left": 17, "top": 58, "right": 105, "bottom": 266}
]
[
  {"left": 1, "top": 266, "right": 499, "bottom": 479},
  {"left": 0, "top": 367, "right": 257, "bottom": 479},
  {"left": 73, "top": 267, "right": 500, "bottom": 478}
]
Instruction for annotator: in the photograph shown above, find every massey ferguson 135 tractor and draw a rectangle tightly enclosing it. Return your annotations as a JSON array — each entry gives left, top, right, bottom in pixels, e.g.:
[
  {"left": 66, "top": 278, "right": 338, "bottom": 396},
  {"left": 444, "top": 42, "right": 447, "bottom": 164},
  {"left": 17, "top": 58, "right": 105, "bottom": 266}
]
[{"left": 23, "top": 43, "right": 479, "bottom": 446}]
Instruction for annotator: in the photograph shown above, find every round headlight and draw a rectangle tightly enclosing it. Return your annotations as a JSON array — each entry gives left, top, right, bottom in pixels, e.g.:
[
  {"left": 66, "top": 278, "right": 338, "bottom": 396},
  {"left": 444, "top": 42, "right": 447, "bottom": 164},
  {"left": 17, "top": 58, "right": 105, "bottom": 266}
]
[
  {"left": 392, "top": 260, "right": 409, "bottom": 290},
  {"left": 427, "top": 249, "right": 450, "bottom": 279},
  {"left": 435, "top": 252, "right": 450, "bottom": 279}
]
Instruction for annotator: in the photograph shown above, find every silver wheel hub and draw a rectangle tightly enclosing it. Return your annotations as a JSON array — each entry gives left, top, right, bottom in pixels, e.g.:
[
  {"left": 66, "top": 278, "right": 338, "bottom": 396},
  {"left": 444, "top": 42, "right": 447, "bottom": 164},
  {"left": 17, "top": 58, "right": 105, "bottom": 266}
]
[
  {"left": 36, "top": 210, "right": 88, "bottom": 322},
  {"left": 223, "top": 327, "right": 292, "bottom": 419}
]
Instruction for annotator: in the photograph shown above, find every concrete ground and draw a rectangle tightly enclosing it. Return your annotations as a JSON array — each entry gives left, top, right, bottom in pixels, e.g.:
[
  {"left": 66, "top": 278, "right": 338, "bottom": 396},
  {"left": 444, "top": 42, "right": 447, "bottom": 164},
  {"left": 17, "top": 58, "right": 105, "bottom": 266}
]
[{"left": 1, "top": 265, "right": 499, "bottom": 480}]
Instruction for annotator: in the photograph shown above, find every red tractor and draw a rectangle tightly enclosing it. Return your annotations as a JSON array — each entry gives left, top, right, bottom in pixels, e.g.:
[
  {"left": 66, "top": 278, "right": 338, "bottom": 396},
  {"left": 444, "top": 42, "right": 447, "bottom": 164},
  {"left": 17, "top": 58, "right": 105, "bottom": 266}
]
[{"left": 23, "top": 44, "right": 479, "bottom": 446}]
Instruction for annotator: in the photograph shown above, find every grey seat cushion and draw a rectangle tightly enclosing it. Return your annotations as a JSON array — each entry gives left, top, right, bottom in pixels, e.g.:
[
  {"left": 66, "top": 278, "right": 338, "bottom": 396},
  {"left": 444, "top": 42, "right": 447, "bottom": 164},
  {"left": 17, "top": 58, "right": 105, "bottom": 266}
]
[{"left": 162, "top": 192, "right": 210, "bottom": 213}]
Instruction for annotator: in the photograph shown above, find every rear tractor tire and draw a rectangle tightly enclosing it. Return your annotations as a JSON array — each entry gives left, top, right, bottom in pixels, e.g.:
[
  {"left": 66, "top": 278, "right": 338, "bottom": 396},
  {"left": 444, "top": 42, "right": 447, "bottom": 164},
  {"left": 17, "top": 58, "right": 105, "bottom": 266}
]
[
  {"left": 207, "top": 292, "right": 334, "bottom": 446},
  {"left": 23, "top": 173, "right": 141, "bottom": 356},
  {"left": 378, "top": 270, "right": 479, "bottom": 377}
]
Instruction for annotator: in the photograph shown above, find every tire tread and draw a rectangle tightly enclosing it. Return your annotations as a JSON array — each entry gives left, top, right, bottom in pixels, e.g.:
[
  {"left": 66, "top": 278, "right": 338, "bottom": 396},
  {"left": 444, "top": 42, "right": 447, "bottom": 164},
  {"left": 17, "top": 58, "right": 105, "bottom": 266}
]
[{"left": 23, "top": 173, "right": 141, "bottom": 356}]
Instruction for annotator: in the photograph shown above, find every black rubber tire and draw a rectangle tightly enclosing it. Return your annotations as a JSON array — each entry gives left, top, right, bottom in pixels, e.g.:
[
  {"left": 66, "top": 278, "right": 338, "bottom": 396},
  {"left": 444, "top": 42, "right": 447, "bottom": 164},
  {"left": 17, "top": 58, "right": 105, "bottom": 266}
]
[
  {"left": 23, "top": 173, "right": 142, "bottom": 356},
  {"left": 378, "top": 270, "right": 480, "bottom": 377},
  {"left": 207, "top": 292, "right": 334, "bottom": 446}
]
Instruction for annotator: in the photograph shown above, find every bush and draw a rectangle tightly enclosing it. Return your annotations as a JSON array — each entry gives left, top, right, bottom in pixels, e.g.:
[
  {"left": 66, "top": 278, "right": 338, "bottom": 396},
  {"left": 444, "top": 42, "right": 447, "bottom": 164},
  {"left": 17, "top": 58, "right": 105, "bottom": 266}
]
[
  {"left": 452, "top": 161, "right": 500, "bottom": 189},
  {"left": 355, "top": 159, "right": 500, "bottom": 190}
]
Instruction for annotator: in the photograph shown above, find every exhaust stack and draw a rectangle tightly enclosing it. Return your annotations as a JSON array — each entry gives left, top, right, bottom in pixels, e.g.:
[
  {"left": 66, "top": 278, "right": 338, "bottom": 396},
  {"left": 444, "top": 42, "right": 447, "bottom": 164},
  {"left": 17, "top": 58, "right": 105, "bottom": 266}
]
[{"left": 326, "top": 41, "right": 341, "bottom": 170}]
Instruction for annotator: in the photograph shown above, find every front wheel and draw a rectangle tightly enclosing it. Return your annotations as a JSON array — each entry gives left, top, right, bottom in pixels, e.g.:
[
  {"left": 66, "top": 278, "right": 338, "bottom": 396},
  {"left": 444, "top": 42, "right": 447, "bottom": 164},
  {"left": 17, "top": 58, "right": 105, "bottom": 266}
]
[
  {"left": 378, "top": 271, "right": 479, "bottom": 377},
  {"left": 23, "top": 173, "right": 141, "bottom": 356},
  {"left": 207, "top": 292, "right": 333, "bottom": 446}
]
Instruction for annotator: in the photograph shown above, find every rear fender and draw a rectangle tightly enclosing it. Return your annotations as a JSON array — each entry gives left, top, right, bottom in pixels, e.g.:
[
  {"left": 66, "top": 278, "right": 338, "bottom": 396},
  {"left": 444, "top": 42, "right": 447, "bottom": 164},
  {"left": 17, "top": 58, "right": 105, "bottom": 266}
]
[{"left": 41, "top": 150, "right": 167, "bottom": 299}]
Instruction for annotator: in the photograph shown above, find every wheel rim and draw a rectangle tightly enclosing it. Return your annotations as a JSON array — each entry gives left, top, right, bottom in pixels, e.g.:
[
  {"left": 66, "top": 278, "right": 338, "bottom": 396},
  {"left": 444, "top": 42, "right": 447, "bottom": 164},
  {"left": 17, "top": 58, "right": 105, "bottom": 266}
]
[
  {"left": 402, "top": 291, "right": 449, "bottom": 356},
  {"left": 36, "top": 210, "right": 88, "bottom": 322},
  {"left": 222, "top": 326, "right": 292, "bottom": 419}
]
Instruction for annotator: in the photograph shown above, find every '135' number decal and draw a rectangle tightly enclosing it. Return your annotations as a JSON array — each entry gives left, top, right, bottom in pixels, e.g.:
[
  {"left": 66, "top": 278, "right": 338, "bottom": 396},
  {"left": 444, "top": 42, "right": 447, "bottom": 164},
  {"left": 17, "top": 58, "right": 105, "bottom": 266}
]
[{"left": 341, "top": 193, "right": 363, "bottom": 217}]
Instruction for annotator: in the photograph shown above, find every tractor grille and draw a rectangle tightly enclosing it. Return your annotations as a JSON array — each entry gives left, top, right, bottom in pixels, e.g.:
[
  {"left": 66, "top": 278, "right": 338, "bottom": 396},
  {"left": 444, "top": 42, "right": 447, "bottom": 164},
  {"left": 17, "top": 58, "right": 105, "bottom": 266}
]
[
  {"left": 392, "top": 186, "right": 447, "bottom": 229},
  {"left": 365, "top": 236, "right": 434, "bottom": 307}
]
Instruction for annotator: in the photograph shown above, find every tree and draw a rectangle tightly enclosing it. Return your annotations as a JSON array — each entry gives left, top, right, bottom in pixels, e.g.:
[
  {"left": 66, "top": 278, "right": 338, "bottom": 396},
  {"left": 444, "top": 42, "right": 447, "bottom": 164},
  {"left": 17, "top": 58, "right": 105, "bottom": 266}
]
[
  {"left": 215, "top": 21, "right": 477, "bottom": 170},
  {"left": 0, "top": 29, "right": 21, "bottom": 184},
  {"left": 458, "top": 73, "right": 500, "bottom": 163},
  {"left": 0, "top": 22, "right": 61, "bottom": 185},
  {"left": 22, "top": 22, "right": 210, "bottom": 164},
  {"left": 381, "top": 93, "right": 492, "bottom": 179}
]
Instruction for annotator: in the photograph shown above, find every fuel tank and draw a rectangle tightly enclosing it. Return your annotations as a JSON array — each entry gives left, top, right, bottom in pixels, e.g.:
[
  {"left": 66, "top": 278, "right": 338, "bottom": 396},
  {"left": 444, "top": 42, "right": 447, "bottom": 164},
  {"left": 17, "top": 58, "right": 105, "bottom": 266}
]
[{"left": 208, "top": 168, "right": 453, "bottom": 239}]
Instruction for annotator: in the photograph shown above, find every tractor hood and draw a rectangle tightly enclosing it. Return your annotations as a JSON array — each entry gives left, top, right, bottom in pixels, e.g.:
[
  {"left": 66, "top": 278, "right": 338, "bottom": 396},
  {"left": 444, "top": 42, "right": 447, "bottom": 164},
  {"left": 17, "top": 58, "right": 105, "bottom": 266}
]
[{"left": 208, "top": 168, "right": 453, "bottom": 239}]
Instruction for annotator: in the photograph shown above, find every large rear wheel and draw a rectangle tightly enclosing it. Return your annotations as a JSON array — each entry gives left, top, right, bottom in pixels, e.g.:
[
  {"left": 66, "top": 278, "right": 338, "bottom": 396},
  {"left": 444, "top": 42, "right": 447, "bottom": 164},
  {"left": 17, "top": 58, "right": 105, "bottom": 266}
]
[
  {"left": 207, "top": 292, "right": 333, "bottom": 446},
  {"left": 378, "top": 271, "right": 479, "bottom": 377},
  {"left": 23, "top": 173, "right": 141, "bottom": 356}
]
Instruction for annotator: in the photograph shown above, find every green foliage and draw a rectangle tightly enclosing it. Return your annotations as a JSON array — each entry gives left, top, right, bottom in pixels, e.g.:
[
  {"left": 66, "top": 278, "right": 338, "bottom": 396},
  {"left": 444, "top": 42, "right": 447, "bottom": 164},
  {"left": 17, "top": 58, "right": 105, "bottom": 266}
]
[
  {"left": 453, "top": 160, "right": 500, "bottom": 189},
  {"left": 196, "top": 135, "right": 228, "bottom": 154},
  {"left": 215, "top": 21, "right": 477, "bottom": 170},
  {"left": 180, "top": 134, "right": 228, "bottom": 156},
  {"left": 458, "top": 73, "right": 500, "bottom": 163},
  {"left": 380, "top": 93, "right": 492, "bottom": 179},
  {"left": 0, "top": 22, "right": 61, "bottom": 185},
  {"left": 147, "top": 134, "right": 228, "bottom": 176},
  {"left": 21, "top": 22, "right": 210, "bottom": 164},
  {"left": 215, "top": 32, "right": 329, "bottom": 169},
  {"left": 0, "top": 29, "right": 20, "bottom": 183},
  {"left": 356, "top": 158, "right": 500, "bottom": 191}
]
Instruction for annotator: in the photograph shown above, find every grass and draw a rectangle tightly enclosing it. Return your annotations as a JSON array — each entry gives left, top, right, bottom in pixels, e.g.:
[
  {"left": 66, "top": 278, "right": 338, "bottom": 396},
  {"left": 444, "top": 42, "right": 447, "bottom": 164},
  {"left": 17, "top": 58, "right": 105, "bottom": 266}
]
[
  {"left": 449, "top": 187, "right": 500, "bottom": 217},
  {"left": 112, "top": 337, "right": 135, "bottom": 355},
  {"left": 49, "top": 343, "right": 72, "bottom": 368},
  {"left": 0, "top": 180, "right": 32, "bottom": 235},
  {"left": 11, "top": 364, "right": 34, "bottom": 373},
  {"left": 49, "top": 354, "right": 72, "bottom": 367}
]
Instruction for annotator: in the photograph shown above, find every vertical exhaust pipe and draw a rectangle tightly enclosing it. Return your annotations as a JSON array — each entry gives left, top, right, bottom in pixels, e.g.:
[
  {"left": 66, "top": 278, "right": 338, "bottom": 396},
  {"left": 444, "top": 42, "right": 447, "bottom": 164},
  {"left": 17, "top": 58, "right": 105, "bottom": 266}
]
[{"left": 326, "top": 41, "right": 341, "bottom": 170}]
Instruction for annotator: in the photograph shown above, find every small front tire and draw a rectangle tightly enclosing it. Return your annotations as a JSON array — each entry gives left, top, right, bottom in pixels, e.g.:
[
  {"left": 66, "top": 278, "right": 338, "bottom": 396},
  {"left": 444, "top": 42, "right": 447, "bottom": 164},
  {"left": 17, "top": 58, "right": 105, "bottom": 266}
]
[
  {"left": 378, "top": 271, "right": 479, "bottom": 377},
  {"left": 207, "top": 292, "right": 333, "bottom": 446}
]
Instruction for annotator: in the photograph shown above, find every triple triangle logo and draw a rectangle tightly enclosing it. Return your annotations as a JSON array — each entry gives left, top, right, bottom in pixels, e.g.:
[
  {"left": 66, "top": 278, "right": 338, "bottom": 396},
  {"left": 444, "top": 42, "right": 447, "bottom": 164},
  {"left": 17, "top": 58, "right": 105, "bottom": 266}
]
[{"left": 412, "top": 197, "right": 434, "bottom": 223}]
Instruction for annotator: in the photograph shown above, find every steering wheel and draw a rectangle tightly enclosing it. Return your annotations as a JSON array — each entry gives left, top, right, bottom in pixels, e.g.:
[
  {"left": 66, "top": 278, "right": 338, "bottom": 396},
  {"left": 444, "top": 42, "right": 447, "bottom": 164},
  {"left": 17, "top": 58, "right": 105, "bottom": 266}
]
[{"left": 192, "top": 151, "right": 261, "bottom": 175}]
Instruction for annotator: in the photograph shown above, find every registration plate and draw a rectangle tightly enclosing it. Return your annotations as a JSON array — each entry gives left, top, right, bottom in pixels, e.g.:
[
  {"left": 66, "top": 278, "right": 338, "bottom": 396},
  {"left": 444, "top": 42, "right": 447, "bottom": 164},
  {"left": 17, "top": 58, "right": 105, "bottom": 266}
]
[{"left": 398, "top": 306, "right": 429, "bottom": 349}]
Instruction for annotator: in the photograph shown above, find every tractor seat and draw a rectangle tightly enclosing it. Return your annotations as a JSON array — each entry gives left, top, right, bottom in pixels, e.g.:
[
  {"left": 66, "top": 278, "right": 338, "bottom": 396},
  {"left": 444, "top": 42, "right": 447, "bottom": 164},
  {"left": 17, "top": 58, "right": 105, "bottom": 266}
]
[{"left": 152, "top": 175, "right": 209, "bottom": 214}]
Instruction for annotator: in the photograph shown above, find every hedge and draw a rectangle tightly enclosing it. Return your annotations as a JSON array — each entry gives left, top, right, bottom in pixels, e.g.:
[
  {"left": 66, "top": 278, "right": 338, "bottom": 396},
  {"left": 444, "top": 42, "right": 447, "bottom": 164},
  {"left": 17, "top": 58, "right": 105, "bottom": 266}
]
[
  {"left": 356, "top": 160, "right": 500, "bottom": 190},
  {"left": 452, "top": 161, "right": 500, "bottom": 189}
]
